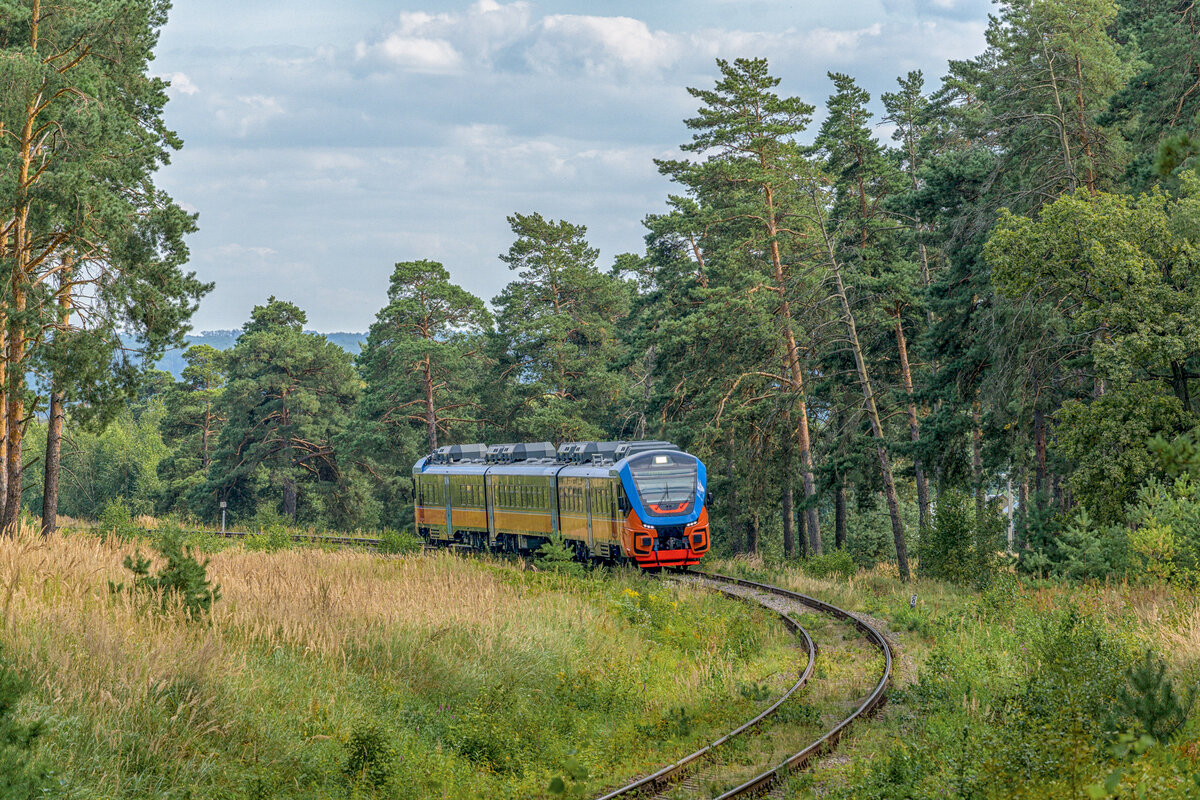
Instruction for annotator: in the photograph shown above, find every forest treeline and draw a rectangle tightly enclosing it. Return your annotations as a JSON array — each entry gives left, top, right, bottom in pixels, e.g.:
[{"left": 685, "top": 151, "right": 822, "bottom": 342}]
[{"left": 4, "top": 0, "right": 1200, "bottom": 584}]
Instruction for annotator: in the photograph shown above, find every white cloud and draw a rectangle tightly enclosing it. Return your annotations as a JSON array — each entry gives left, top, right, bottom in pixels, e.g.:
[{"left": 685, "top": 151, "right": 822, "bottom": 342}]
[
  {"left": 533, "top": 15, "right": 683, "bottom": 74},
  {"left": 154, "top": 0, "right": 994, "bottom": 330},
  {"left": 215, "top": 243, "right": 277, "bottom": 258},
  {"left": 355, "top": 0, "right": 531, "bottom": 73},
  {"left": 161, "top": 71, "right": 199, "bottom": 96},
  {"left": 375, "top": 35, "right": 463, "bottom": 72},
  {"left": 213, "top": 94, "right": 284, "bottom": 137}
]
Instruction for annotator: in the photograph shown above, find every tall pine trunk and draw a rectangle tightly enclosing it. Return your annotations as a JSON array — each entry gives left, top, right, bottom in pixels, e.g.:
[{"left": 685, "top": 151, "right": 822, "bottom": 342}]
[
  {"left": 815, "top": 198, "right": 910, "bottom": 580},
  {"left": 0, "top": 326, "right": 7, "bottom": 524},
  {"left": 42, "top": 257, "right": 73, "bottom": 538},
  {"left": 423, "top": 355, "right": 438, "bottom": 453},
  {"left": 4, "top": 9, "right": 40, "bottom": 532},
  {"left": 972, "top": 401, "right": 984, "bottom": 518},
  {"left": 835, "top": 483, "right": 847, "bottom": 550},
  {"left": 782, "top": 484, "right": 795, "bottom": 559},
  {"left": 895, "top": 313, "right": 930, "bottom": 528},
  {"left": 746, "top": 514, "right": 759, "bottom": 556},
  {"left": 41, "top": 391, "right": 63, "bottom": 537},
  {"left": 763, "top": 183, "right": 821, "bottom": 554}
]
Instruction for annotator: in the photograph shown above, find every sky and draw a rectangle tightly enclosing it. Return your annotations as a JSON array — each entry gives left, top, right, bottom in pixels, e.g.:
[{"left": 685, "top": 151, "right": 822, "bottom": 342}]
[{"left": 151, "top": 0, "right": 992, "bottom": 332}]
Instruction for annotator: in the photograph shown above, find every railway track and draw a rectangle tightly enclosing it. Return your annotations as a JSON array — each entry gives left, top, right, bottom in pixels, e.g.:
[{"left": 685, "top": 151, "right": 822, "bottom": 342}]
[
  {"left": 596, "top": 571, "right": 893, "bottom": 800},
  {"left": 142, "top": 528, "right": 892, "bottom": 796}
]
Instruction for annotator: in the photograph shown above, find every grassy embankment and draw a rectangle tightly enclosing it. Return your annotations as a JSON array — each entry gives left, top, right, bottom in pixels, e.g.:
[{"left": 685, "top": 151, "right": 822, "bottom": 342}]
[
  {"left": 709, "top": 557, "right": 1200, "bottom": 800},
  {"left": 0, "top": 527, "right": 797, "bottom": 799}
]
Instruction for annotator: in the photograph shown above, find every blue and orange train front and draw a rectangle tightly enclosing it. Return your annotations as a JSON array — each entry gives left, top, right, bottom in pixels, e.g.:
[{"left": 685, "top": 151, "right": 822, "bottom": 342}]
[{"left": 617, "top": 450, "right": 708, "bottom": 568}]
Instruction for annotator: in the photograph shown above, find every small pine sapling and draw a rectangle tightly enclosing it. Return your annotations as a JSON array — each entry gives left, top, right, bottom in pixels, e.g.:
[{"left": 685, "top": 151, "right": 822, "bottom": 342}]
[
  {"left": 111, "top": 533, "right": 222, "bottom": 620},
  {"left": 1116, "top": 649, "right": 1197, "bottom": 742}
]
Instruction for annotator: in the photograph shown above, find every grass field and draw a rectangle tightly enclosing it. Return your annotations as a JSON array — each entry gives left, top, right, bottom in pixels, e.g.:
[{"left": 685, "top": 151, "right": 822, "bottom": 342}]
[
  {"left": 708, "top": 557, "right": 1200, "bottom": 800},
  {"left": 0, "top": 529, "right": 797, "bottom": 799}
]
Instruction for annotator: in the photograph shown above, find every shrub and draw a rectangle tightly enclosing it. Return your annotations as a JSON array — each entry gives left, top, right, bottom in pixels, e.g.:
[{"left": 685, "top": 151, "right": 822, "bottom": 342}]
[
  {"left": 1115, "top": 650, "right": 1197, "bottom": 742},
  {"left": 112, "top": 531, "right": 222, "bottom": 619},
  {"left": 97, "top": 496, "right": 140, "bottom": 543},
  {"left": 801, "top": 549, "right": 857, "bottom": 580},
  {"left": 536, "top": 535, "right": 585, "bottom": 577},
  {"left": 920, "top": 489, "right": 1001, "bottom": 586},
  {"left": 343, "top": 724, "right": 396, "bottom": 794},
  {"left": 377, "top": 529, "right": 422, "bottom": 555},
  {"left": 1125, "top": 476, "right": 1200, "bottom": 586},
  {"left": 0, "top": 650, "right": 48, "bottom": 799}
]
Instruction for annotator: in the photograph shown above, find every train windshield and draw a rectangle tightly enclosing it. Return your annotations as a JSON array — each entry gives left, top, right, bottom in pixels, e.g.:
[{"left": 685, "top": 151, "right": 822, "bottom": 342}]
[{"left": 628, "top": 452, "right": 697, "bottom": 516}]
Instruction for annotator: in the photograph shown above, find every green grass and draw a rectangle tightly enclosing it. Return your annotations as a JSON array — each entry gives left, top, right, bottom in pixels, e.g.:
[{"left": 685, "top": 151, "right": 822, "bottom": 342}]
[
  {"left": 710, "top": 557, "right": 1200, "bottom": 800},
  {"left": 0, "top": 533, "right": 798, "bottom": 799}
]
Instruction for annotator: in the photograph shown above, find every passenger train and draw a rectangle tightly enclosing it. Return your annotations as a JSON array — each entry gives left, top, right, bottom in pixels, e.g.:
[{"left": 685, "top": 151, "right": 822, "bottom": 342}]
[{"left": 413, "top": 440, "right": 709, "bottom": 568}]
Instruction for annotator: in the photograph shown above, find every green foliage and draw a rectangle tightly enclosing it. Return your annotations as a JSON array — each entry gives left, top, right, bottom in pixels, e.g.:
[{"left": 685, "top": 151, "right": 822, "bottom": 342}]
[
  {"left": 26, "top": 404, "right": 171, "bottom": 522},
  {"left": 1054, "top": 385, "right": 1192, "bottom": 523},
  {"left": 343, "top": 724, "right": 396, "bottom": 795},
  {"left": 377, "top": 529, "right": 422, "bottom": 555},
  {"left": 801, "top": 549, "right": 857, "bottom": 581},
  {"left": 919, "top": 489, "right": 1002, "bottom": 586},
  {"left": 207, "top": 298, "right": 361, "bottom": 529},
  {"left": 1115, "top": 650, "right": 1197, "bottom": 742},
  {"left": 354, "top": 261, "right": 492, "bottom": 529},
  {"left": 1124, "top": 476, "right": 1200, "bottom": 585},
  {"left": 0, "top": 651, "right": 48, "bottom": 799},
  {"left": 156, "top": 345, "right": 228, "bottom": 516},
  {"left": 113, "top": 531, "right": 222, "bottom": 620},
  {"left": 547, "top": 755, "right": 589, "bottom": 796},
  {"left": 1020, "top": 503, "right": 1129, "bottom": 581},
  {"left": 490, "top": 212, "right": 629, "bottom": 442},
  {"left": 97, "top": 496, "right": 140, "bottom": 543},
  {"left": 535, "top": 535, "right": 584, "bottom": 577}
]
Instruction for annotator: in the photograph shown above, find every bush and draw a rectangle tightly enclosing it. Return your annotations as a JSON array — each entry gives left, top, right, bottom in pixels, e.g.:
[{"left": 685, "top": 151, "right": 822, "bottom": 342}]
[
  {"left": 97, "top": 496, "right": 140, "bottom": 542},
  {"left": 801, "top": 549, "right": 857, "bottom": 580},
  {"left": 112, "top": 531, "right": 222, "bottom": 620},
  {"left": 536, "top": 535, "right": 585, "bottom": 577},
  {"left": 1125, "top": 475, "right": 1200, "bottom": 586},
  {"left": 343, "top": 724, "right": 396, "bottom": 794},
  {"left": 0, "top": 650, "right": 48, "bottom": 799},
  {"left": 377, "top": 529, "right": 422, "bottom": 555},
  {"left": 920, "top": 489, "right": 1001, "bottom": 586},
  {"left": 1115, "top": 650, "right": 1197, "bottom": 742}
]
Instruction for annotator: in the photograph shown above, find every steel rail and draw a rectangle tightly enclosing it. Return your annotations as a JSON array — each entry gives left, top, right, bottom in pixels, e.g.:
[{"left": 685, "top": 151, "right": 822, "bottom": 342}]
[
  {"left": 594, "top": 579, "right": 816, "bottom": 800},
  {"left": 697, "top": 571, "right": 893, "bottom": 799}
]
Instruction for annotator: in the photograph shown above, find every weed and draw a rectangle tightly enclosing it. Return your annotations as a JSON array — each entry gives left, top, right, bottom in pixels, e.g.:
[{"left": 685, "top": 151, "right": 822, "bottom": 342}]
[
  {"left": 376, "top": 529, "right": 421, "bottom": 555},
  {"left": 343, "top": 724, "right": 395, "bottom": 794},
  {"left": 801, "top": 549, "right": 857, "bottom": 580}
]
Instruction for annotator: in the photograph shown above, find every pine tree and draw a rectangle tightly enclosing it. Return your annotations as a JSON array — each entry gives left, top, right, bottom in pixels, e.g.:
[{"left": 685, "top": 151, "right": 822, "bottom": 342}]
[
  {"left": 207, "top": 298, "right": 358, "bottom": 524},
  {"left": 157, "top": 345, "right": 228, "bottom": 516},
  {"left": 656, "top": 57, "right": 825, "bottom": 552},
  {"left": 355, "top": 261, "right": 491, "bottom": 527},
  {"left": 492, "top": 213, "right": 629, "bottom": 442},
  {"left": 0, "top": 0, "right": 208, "bottom": 533}
]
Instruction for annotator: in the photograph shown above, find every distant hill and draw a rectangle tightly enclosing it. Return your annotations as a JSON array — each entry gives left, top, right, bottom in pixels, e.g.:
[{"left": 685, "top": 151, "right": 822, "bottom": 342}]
[{"left": 155, "top": 330, "right": 367, "bottom": 378}]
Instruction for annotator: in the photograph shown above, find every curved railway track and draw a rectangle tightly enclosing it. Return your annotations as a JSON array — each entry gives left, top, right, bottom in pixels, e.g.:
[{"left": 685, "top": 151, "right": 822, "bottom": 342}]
[
  {"left": 597, "top": 571, "right": 893, "bottom": 800},
  {"left": 151, "top": 529, "right": 892, "bottom": 797}
]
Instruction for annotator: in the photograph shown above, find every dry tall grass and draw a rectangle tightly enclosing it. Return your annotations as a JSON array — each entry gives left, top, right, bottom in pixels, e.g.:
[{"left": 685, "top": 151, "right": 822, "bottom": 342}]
[{"left": 0, "top": 527, "right": 794, "bottom": 798}]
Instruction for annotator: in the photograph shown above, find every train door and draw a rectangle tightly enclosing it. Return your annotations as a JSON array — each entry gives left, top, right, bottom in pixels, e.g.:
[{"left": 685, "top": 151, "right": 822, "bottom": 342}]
[
  {"left": 549, "top": 474, "right": 560, "bottom": 536},
  {"left": 484, "top": 470, "right": 495, "bottom": 543},
  {"left": 444, "top": 475, "right": 453, "bottom": 539},
  {"left": 584, "top": 478, "right": 595, "bottom": 550}
]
